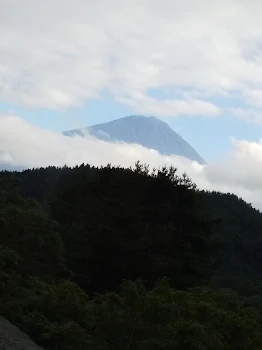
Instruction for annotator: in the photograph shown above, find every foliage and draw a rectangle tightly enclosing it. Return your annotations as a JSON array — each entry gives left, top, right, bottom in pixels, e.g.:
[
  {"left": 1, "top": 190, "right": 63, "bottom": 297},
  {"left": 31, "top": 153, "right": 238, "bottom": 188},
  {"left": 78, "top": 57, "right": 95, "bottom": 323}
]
[
  {"left": 1, "top": 163, "right": 262, "bottom": 349},
  {"left": 49, "top": 163, "right": 218, "bottom": 293}
]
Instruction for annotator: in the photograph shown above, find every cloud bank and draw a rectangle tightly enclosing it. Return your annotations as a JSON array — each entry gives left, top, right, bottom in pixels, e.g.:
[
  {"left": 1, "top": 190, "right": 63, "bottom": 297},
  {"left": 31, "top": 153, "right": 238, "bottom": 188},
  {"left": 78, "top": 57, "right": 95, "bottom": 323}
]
[
  {"left": 1, "top": 114, "right": 262, "bottom": 210},
  {"left": 2, "top": 0, "right": 262, "bottom": 119}
]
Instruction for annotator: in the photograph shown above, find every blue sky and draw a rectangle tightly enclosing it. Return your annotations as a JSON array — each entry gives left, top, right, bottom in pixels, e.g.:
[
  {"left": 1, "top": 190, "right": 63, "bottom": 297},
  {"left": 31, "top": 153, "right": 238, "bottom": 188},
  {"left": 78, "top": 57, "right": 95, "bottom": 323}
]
[
  {"left": 3, "top": 0, "right": 262, "bottom": 210},
  {"left": 0, "top": 1, "right": 262, "bottom": 166},
  {"left": 1, "top": 91, "right": 261, "bottom": 163}
]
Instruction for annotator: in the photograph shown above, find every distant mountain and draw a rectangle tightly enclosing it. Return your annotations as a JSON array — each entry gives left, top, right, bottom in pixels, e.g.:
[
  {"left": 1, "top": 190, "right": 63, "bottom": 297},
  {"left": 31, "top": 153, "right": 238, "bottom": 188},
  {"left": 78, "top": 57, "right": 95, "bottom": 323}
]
[{"left": 63, "top": 115, "right": 206, "bottom": 164}]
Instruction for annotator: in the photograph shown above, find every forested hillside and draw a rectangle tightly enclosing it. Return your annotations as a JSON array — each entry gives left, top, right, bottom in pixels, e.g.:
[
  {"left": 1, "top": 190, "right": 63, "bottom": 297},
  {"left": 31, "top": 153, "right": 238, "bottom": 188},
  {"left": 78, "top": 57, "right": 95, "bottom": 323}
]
[{"left": 1, "top": 163, "right": 262, "bottom": 349}]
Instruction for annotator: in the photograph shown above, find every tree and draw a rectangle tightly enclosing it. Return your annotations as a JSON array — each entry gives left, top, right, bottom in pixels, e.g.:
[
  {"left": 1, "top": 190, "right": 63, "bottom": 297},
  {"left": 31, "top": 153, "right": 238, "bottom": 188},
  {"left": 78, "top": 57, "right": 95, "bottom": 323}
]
[
  {"left": 86, "top": 280, "right": 262, "bottom": 350},
  {"left": 50, "top": 164, "right": 219, "bottom": 293},
  {"left": 0, "top": 189, "right": 67, "bottom": 280}
]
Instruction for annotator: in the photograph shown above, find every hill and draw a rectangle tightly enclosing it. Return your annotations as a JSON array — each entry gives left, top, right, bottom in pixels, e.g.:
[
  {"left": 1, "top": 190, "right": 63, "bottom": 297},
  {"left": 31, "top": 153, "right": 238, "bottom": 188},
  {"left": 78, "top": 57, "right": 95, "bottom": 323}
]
[
  {"left": 63, "top": 115, "right": 206, "bottom": 164},
  {"left": 1, "top": 164, "right": 262, "bottom": 349},
  {"left": 2, "top": 164, "right": 262, "bottom": 293}
]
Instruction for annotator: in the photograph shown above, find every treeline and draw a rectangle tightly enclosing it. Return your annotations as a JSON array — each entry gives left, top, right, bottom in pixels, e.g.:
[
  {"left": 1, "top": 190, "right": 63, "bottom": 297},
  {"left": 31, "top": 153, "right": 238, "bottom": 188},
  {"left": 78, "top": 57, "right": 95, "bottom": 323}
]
[{"left": 1, "top": 163, "right": 262, "bottom": 349}]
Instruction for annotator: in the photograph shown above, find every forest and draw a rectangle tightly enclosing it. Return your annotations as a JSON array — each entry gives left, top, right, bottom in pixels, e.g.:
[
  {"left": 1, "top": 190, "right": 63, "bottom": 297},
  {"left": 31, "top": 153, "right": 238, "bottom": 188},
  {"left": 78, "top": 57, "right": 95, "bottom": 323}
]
[{"left": 1, "top": 162, "right": 262, "bottom": 349}]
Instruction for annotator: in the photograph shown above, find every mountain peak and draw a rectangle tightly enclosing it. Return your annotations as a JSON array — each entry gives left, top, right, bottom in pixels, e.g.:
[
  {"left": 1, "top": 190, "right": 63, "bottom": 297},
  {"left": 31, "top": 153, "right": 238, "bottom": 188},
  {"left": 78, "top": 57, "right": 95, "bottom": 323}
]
[{"left": 64, "top": 115, "right": 206, "bottom": 164}]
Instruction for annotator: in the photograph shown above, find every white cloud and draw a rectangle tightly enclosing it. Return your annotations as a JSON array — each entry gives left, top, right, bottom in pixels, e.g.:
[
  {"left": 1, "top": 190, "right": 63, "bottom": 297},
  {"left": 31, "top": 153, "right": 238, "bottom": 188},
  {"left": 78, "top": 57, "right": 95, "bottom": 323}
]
[
  {"left": 1, "top": 114, "right": 262, "bottom": 211},
  {"left": 3, "top": 0, "right": 262, "bottom": 118},
  {"left": 116, "top": 93, "right": 220, "bottom": 117},
  {"left": 231, "top": 108, "right": 262, "bottom": 124},
  {"left": 243, "top": 89, "right": 262, "bottom": 108}
]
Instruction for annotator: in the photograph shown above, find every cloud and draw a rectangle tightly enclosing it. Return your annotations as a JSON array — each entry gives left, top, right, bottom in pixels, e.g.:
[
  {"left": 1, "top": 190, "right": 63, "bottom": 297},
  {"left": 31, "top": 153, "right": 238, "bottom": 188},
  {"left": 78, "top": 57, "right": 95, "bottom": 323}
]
[
  {"left": 116, "top": 93, "right": 220, "bottom": 117},
  {"left": 2, "top": 0, "right": 262, "bottom": 118},
  {"left": 243, "top": 89, "right": 262, "bottom": 108},
  {"left": 231, "top": 108, "right": 262, "bottom": 125},
  {"left": 1, "top": 114, "right": 262, "bottom": 210}
]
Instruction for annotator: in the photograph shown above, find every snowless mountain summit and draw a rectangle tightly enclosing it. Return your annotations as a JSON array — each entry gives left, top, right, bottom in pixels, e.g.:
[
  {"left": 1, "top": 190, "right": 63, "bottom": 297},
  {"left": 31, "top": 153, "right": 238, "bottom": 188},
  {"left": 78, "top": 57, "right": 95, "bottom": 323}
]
[{"left": 63, "top": 115, "right": 206, "bottom": 164}]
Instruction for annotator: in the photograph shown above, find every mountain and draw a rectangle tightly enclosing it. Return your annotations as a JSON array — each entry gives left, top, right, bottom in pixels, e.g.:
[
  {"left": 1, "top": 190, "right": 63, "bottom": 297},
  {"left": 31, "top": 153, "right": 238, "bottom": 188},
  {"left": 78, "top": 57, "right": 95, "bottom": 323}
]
[{"left": 63, "top": 115, "right": 206, "bottom": 164}]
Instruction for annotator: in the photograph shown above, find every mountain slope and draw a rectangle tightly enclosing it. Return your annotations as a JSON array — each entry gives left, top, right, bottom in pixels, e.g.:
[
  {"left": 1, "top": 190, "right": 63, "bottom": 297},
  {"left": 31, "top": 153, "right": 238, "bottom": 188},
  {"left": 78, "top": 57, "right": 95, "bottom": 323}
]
[{"left": 63, "top": 115, "right": 206, "bottom": 164}]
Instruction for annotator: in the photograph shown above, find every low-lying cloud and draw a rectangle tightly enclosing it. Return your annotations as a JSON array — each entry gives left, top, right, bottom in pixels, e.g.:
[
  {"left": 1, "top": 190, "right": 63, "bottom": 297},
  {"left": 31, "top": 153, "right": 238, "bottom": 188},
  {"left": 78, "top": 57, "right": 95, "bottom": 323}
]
[{"left": 1, "top": 114, "right": 262, "bottom": 211}]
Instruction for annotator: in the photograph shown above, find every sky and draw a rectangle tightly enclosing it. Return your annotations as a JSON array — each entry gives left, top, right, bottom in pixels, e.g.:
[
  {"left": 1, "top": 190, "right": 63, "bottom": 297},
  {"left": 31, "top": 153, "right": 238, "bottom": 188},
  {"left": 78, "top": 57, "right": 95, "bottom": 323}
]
[{"left": 2, "top": 0, "right": 262, "bottom": 209}]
